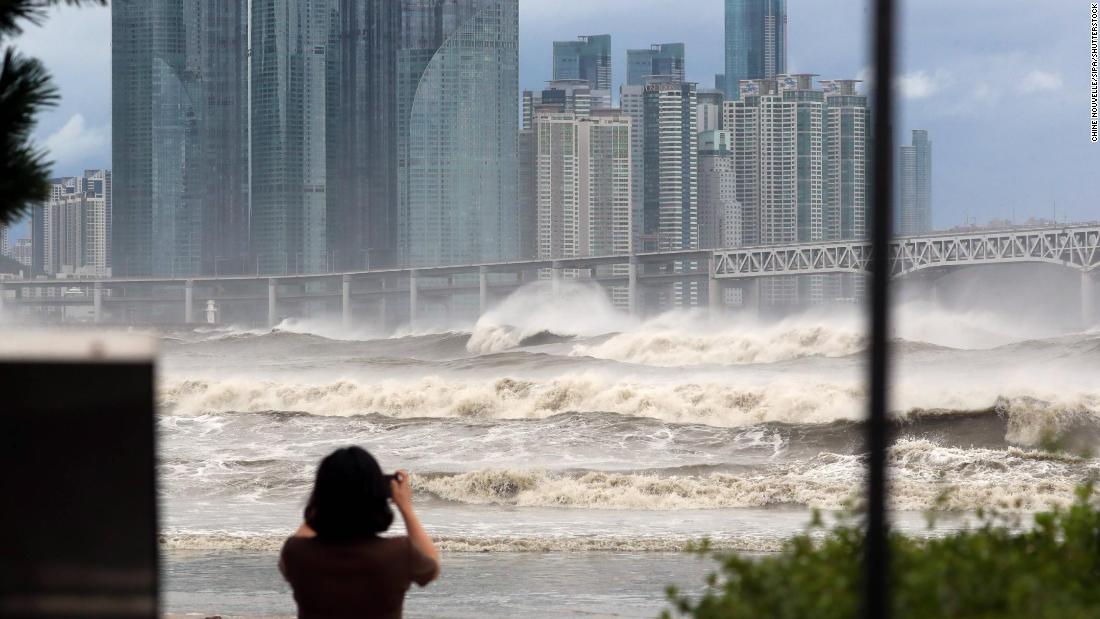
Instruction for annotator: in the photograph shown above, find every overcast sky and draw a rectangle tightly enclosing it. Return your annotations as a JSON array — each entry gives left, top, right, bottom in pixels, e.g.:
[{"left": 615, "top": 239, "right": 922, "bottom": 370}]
[{"left": 9, "top": 0, "right": 1099, "bottom": 237}]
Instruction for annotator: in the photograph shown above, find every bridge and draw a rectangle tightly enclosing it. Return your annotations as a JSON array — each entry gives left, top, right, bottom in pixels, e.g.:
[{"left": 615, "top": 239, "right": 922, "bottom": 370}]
[{"left": 1, "top": 224, "right": 1097, "bottom": 327}]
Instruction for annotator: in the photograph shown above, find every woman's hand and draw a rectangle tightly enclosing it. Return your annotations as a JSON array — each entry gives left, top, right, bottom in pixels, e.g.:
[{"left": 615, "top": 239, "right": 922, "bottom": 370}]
[{"left": 390, "top": 469, "right": 413, "bottom": 512}]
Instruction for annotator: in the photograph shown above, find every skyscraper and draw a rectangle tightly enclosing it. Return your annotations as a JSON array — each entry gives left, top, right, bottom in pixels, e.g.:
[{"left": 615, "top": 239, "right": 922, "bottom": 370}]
[
  {"left": 530, "top": 109, "right": 632, "bottom": 305},
  {"left": 552, "top": 34, "right": 612, "bottom": 107},
  {"left": 697, "top": 89, "right": 725, "bottom": 133},
  {"left": 823, "top": 80, "right": 870, "bottom": 302},
  {"left": 725, "top": 75, "right": 869, "bottom": 307},
  {"left": 643, "top": 79, "right": 699, "bottom": 308},
  {"left": 620, "top": 85, "right": 646, "bottom": 251},
  {"left": 523, "top": 80, "right": 594, "bottom": 130},
  {"left": 112, "top": 1, "right": 249, "bottom": 277},
  {"left": 643, "top": 79, "right": 698, "bottom": 253},
  {"left": 328, "top": 1, "right": 402, "bottom": 270},
  {"left": 724, "top": 0, "right": 787, "bottom": 100},
  {"left": 627, "top": 43, "right": 685, "bottom": 86},
  {"left": 398, "top": 0, "right": 520, "bottom": 267},
  {"left": 34, "top": 171, "right": 112, "bottom": 278},
  {"left": 532, "top": 111, "right": 632, "bottom": 262},
  {"left": 900, "top": 130, "right": 933, "bottom": 235},
  {"left": 249, "top": 0, "right": 334, "bottom": 275},
  {"left": 698, "top": 130, "right": 741, "bottom": 250}
]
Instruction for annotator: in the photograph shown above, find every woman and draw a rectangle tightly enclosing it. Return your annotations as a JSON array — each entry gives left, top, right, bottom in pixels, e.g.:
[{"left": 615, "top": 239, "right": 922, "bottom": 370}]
[{"left": 280, "top": 447, "right": 440, "bottom": 619}]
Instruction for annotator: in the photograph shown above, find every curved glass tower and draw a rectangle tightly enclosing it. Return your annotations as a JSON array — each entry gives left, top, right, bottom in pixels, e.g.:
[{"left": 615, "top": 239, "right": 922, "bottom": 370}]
[
  {"left": 724, "top": 0, "right": 787, "bottom": 100},
  {"left": 112, "top": 0, "right": 249, "bottom": 277},
  {"left": 398, "top": 0, "right": 520, "bottom": 267}
]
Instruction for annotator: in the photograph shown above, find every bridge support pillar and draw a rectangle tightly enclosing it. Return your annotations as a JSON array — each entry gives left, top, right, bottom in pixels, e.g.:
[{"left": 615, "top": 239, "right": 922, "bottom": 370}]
[
  {"left": 479, "top": 267, "right": 489, "bottom": 316},
  {"left": 551, "top": 261, "right": 564, "bottom": 296},
  {"left": 708, "top": 256, "right": 722, "bottom": 315},
  {"left": 184, "top": 279, "right": 194, "bottom": 324},
  {"left": 409, "top": 270, "right": 419, "bottom": 329},
  {"left": 267, "top": 279, "right": 278, "bottom": 328},
  {"left": 342, "top": 275, "right": 352, "bottom": 329},
  {"left": 627, "top": 257, "right": 639, "bottom": 316},
  {"left": 378, "top": 279, "right": 388, "bottom": 332},
  {"left": 93, "top": 282, "right": 103, "bottom": 324},
  {"left": 1084, "top": 271, "right": 1096, "bottom": 327}
]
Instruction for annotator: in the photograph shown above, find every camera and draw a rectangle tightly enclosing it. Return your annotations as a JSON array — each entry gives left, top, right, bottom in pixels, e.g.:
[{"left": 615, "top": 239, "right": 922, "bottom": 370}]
[{"left": 382, "top": 472, "right": 403, "bottom": 498}]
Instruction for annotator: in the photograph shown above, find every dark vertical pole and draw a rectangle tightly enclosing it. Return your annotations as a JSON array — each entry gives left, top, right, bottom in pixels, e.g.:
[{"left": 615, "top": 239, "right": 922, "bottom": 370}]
[{"left": 866, "top": 0, "right": 896, "bottom": 617}]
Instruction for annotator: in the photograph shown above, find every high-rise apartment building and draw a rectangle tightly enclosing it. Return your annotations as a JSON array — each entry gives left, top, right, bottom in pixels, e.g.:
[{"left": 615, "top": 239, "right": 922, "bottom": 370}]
[
  {"left": 112, "top": 1, "right": 249, "bottom": 277},
  {"left": 12, "top": 239, "right": 32, "bottom": 269},
  {"left": 328, "top": 1, "right": 402, "bottom": 270},
  {"left": 523, "top": 80, "right": 594, "bottom": 130},
  {"left": 698, "top": 130, "right": 741, "bottom": 250},
  {"left": 900, "top": 130, "right": 933, "bottom": 235},
  {"left": 725, "top": 75, "right": 869, "bottom": 307},
  {"left": 552, "top": 34, "right": 612, "bottom": 108},
  {"left": 724, "top": 0, "right": 787, "bottom": 100},
  {"left": 823, "top": 79, "right": 870, "bottom": 302},
  {"left": 644, "top": 79, "right": 699, "bottom": 307},
  {"left": 643, "top": 79, "right": 698, "bottom": 253},
  {"left": 697, "top": 89, "right": 725, "bottom": 133},
  {"left": 532, "top": 111, "right": 632, "bottom": 260},
  {"left": 0, "top": 227, "right": 8, "bottom": 259},
  {"left": 627, "top": 43, "right": 685, "bottom": 86},
  {"left": 530, "top": 110, "right": 632, "bottom": 305},
  {"left": 620, "top": 84, "right": 647, "bottom": 250},
  {"left": 397, "top": 0, "right": 520, "bottom": 267},
  {"left": 33, "top": 171, "right": 112, "bottom": 278}
]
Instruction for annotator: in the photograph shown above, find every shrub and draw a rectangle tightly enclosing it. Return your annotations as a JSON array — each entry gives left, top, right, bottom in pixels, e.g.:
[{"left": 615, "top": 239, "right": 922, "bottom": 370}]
[{"left": 664, "top": 485, "right": 1100, "bottom": 619}]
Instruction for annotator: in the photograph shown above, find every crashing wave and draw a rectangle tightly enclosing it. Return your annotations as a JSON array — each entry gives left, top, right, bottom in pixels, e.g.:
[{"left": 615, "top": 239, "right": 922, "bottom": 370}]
[
  {"left": 159, "top": 375, "right": 1100, "bottom": 436},
  {"left": 411, "top": 439, "right": 1098, "bottom": 512}
]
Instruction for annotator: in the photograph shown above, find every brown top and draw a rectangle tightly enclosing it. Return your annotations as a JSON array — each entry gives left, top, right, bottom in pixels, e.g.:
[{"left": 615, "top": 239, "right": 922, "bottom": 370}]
[{"left": 280, "top": 535, "right": 438, "bottom": 619}]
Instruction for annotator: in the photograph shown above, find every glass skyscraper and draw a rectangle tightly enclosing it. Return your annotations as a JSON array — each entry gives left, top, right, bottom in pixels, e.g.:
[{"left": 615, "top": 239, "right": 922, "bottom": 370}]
[
  {"left": 249, "top": 0, "right": 335, "bottom": 275},
  {"left": 627, "top": 43, "right": 685, "bottom": 86},
  {"left": 327, "top": 1, "right": 402, "bottom": 270},
  {"left": 900, "top": 130, "right": 933, "bottom": 235},
  {"left": 397, "top": 0, "right": 520, "bottom": 267},
  {"left": 552, "top": 34, "right": 612, "bottom": 92},
  {"left": 112, "top": 0, "right": 249, "bottom": 277},
  {"left": 724, "top": 0, "right": 787, "bottom": 100}
]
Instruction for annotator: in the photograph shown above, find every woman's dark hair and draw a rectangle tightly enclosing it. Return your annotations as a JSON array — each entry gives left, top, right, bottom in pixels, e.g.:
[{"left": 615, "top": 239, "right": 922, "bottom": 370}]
[{"left": 305, "top": 447, "right": 393, "bottom": 541}]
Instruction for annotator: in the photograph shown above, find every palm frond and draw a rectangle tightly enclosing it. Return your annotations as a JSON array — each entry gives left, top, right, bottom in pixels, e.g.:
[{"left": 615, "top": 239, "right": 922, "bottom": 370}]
[
  {"left": 0, "top": 47, "right": 57, "bottom": 225},
  {"left": 0, "top": 0, "right": 108, "bottom": 38}
]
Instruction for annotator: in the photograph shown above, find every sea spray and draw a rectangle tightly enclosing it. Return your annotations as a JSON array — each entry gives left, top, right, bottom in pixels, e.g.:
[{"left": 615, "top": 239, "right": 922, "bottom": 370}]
[{"left": 468, "top": 281, "right": 635, "bottom": 354}]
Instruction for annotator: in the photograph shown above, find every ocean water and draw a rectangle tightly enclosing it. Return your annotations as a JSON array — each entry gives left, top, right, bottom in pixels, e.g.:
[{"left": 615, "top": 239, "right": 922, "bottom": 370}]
[{"left": 156, "top": 282, "right": 1100, "bottom": 617}]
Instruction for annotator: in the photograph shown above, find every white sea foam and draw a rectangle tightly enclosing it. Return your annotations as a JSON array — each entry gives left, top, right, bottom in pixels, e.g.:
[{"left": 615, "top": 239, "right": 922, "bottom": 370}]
[
  {"left": 572, "top": 310, "right": 867, "bottom": 366},
  {"left": 159, "top": 374, "right": 1100, "bottom": 434},
  {"left": 158, "top": 531, "right": 785, "bottom": 553},
  {"left": 468, "top": 281, "right": 632, "bottom": 354},
  {"left": 412, "top": 439, "right": 1098, "bottom": 512},
  {"left": 159, "top": 375, "right": 866, "bottom": 425},
  {"left": 463, "top": 285, "right": 1072, "bottom": 365}
]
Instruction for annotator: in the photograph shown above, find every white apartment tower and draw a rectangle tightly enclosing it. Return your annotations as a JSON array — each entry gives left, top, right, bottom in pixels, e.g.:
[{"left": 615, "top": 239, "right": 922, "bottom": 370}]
[
  {"left": 35, "top": 170, "right": 112, "bottom": 277},
  {"left": 532, "top": 110, "right": 632, "bottom": 304},
  {"left": 643, "top": 79, "right": 699, "bottom": 308},
  {"left": 619, "top": 84, "right": 646, "bottom": 250},
  {"left": 698, "top": 130, "right": 742, "bottom": 250},
  {"left": 724, "top": 75, "right": 868, "bottom": 308}
]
